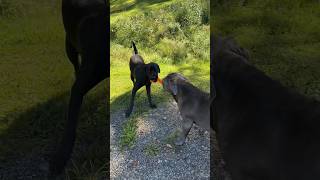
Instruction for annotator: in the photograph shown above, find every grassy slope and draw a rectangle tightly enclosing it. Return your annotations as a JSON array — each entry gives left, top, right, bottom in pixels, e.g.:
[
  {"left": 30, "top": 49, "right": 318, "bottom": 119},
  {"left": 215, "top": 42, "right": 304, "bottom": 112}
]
[
  {"left": 0, "top": 0, "right": 108, "bottom": 178},
  {"left": 212, "top": 0, "right": 320, "bottom": 100},
  {"left": 110, "top": 0, "right": 210, "bottom": 149}
]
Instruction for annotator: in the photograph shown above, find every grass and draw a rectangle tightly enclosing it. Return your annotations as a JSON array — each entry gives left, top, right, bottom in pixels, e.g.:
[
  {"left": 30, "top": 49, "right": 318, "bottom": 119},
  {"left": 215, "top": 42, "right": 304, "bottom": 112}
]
[
  {"left": 111, "top": 0, "right": 210, "bottom": 150},
  {"left": 144, "top": 142, "right": 160, "bottom": 157},
  {"left": 164, "top": 130, "right": 179, "bottom": 146},
  {"left": 212, "top": 0, "right": 320, "bottom": 100},
  {"left": 120, "top": 118, "right": 138, "bottom": 150},
  {"left": 0, "top": 0, "right": 108, "bottom": 178}
]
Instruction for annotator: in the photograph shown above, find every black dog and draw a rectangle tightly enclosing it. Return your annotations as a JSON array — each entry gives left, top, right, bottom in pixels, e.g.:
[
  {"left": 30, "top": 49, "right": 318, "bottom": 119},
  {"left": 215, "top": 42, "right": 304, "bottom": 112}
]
[
  {"left": 211, "top": 36, "right": 320, "bottom": 180},
  {"left": 163, "top": 73, "right": 210, "bottom": 145},
  {"left": 125, "top": 42, "right": 160, "bottom": 117},
  {"left": 49, "top": 0, "right": 109, "bottom": 176}
]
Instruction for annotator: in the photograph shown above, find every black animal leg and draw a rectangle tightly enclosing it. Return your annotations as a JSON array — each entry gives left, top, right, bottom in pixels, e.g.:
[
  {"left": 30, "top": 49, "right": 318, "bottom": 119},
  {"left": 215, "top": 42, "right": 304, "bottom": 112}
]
[
  {"left": 49, "top": 62, "right": 105, "bottom": 176},
  {"left": 65, "top": 37, "right": 80, "bottom": 78},
  {"left": 146, "top": 83, "right": 156, "bottom": 108}
]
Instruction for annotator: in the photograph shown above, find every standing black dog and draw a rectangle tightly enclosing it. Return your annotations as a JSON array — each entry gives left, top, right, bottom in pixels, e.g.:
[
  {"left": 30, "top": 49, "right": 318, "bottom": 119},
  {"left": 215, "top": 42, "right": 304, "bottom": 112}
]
[
  {"left": 163, "top": 73, "right": 210, "bottom": 145},
  {"left": 211, "top": 36, "right": 320, "bottom": 180},
  {"left": 49, "top": 0, "right": 109, "bottom": 177},
  {"left": 126, "top": 41, "right": 160, "bottom": 117}
]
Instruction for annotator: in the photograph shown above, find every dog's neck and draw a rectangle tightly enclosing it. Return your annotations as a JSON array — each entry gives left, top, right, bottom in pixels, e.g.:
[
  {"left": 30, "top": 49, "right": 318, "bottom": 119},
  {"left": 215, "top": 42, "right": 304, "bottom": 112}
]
[{"left": 174, "top": 81, "right": 208, "bottom": 103}]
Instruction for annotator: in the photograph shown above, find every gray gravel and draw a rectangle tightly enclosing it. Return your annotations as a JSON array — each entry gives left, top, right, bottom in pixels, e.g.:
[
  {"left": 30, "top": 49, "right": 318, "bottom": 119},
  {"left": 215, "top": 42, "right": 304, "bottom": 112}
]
[{"left": 110, "top": 100, "right": 211, "bottom": 179}]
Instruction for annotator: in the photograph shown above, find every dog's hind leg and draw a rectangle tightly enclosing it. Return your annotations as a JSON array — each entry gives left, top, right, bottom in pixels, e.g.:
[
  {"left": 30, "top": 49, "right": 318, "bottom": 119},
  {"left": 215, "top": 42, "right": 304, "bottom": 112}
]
[
  {"left": 146, "top": 83, "right": 156, "bottom": 108},
  {"left": 65, "top": 37, "right": 80, "bottom": 78},
  {"left": 126, "top": 83, "right": 143, "bottom": 117},
  {"left": 130, "top": 73, "right": 135, "bottom": 84},
  {"left": 49, "top": 58, "right": 106, "bottom": 176}
]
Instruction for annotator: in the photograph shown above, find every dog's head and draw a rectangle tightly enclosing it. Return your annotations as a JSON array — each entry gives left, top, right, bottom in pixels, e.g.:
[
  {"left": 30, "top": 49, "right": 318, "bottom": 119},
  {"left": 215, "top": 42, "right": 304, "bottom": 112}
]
[
  {"left": 146, "top": 62, "right": 160, "bottom": 82},
  {"left": 163, "top": 73, "right": 188, "bottom": 96}
]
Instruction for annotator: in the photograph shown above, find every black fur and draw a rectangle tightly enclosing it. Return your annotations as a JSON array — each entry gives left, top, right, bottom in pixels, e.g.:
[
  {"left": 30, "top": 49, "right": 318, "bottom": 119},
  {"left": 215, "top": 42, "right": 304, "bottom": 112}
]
[
  {"left": 132, "top": 41, "right": 138, "bottom": 54},
  {"left": 211, "top": 36, "right": 320, "bottom": 180},
  {"left": 126, "top": 41, "right": 160, "bottom": 117},
  {"left": 163, "top": 73, "right": 210, "bottom": 145},
  {"left": 49, "top": 0, "right": 109, "bottom": 176}
]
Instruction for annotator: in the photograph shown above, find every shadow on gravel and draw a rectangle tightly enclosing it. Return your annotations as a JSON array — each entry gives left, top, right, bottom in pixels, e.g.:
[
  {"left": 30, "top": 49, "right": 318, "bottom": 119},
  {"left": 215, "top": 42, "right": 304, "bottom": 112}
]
[{"left": 0, "top": 81, "right": 109, "bottom": 179}]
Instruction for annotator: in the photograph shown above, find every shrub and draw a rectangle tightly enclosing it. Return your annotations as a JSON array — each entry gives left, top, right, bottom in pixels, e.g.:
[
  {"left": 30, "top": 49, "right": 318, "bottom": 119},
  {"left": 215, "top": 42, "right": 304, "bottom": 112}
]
[
  {"left": 111, "top": 0, "right": 210, "bottom": 64},
  {"left": 156, "top": 38, "right": 187, "bottom": 64},
  {"left": 187, "top": 26, "right": 210, "bottom": 60},
  {"left": 170, "top": 0, "right": 203, "bottom": 27}
]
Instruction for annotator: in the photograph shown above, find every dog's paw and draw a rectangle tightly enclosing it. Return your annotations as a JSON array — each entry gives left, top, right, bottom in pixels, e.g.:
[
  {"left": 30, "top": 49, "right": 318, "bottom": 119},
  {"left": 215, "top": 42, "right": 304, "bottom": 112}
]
[
  {"left": 150, "top": 104, "right": 157, "bottom": 109},
  {"left": 174, "top": 136, "right": 186, "bottom": 146}
]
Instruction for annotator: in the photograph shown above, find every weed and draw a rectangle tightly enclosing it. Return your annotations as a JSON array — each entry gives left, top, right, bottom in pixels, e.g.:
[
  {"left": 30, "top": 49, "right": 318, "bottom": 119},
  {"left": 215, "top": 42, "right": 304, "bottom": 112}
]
[
  {"left": 164, "top": 130, "right": 180, "bottom": 145},
  {"left": 144, "top": 142, "right": 160, "bottom": 157},
  {"left": 120, "top": 118, "right": 138, "bottom": 150}
]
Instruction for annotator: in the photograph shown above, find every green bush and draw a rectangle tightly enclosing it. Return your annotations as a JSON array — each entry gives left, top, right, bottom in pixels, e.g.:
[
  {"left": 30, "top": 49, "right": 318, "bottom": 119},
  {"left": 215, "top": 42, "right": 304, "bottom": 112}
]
[
  {"left": 156, "top": 38, "right": 187, "bottom": 64},
  {"left": 111, "top": 0, "right": 210, "bottom": 64},
  {"left": 187, "top": 26, "right": 210, "bottom": 60},
  {"left": 169, "top": 0, "right": 209, "bottom": 27}
]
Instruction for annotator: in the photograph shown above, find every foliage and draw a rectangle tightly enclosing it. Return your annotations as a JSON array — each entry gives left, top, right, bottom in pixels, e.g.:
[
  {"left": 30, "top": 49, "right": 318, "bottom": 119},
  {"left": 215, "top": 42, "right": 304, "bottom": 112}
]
[{"left": 111, "top": 0, "right": 210, "bottom": 63}]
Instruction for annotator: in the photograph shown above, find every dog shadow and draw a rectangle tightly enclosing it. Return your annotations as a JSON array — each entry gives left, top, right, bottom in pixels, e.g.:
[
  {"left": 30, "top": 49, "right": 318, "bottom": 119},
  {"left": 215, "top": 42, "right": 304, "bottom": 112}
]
[{"left": 0, "top": 81, "right": 109, "bottom": 178}]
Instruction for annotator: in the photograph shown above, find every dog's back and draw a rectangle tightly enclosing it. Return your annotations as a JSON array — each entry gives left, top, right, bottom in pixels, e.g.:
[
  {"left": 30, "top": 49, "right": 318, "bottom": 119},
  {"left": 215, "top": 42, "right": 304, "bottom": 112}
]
[{"left": 212, "top": 36, "right": 320, "bottom": 180}]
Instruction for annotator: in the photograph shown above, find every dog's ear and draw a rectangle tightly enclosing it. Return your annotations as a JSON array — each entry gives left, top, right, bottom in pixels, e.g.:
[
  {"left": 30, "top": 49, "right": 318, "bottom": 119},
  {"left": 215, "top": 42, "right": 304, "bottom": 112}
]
[
  {"left": 169, "top": 81, "right": 178, "bottom": 95},
  {"left": 155, "top": 64, "right": 160, "bottom": 73}
]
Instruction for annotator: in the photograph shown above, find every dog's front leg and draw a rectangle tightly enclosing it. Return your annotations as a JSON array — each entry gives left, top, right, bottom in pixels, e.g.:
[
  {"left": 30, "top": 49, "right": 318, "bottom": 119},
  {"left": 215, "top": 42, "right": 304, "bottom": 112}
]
[
  {"left": 49, "top": 63, "right": 105, "bottom": 176},
  {"left": 146, "top": 83, "right": 156, "bottom": 108},
  {"left": 175, "top": 117, "right": 193, "bottom": 146},
  {"left": 130, "top": 73, "right": 135, "bottom": 85}
]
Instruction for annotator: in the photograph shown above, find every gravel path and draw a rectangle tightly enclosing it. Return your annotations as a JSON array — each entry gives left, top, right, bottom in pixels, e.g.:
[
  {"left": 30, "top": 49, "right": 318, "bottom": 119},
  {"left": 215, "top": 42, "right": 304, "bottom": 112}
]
[{"left": 110, "top": 100, "right": 211, "bottom": 179}]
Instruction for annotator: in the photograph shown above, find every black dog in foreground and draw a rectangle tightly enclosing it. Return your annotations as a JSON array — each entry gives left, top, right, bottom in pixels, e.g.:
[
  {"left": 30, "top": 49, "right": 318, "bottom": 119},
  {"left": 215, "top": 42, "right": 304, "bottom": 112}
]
[
  {"left": 211, "top": 36, "right": 320, "bottom": 180},
  {"left": 163, "top": 73, "right": 210, "bottom": 145},
  {"left": 126, "top": 42, "right": 160, "bottom": 117},
  {"left": 49, "top": 0, "right": 108, "bottom": 176}
]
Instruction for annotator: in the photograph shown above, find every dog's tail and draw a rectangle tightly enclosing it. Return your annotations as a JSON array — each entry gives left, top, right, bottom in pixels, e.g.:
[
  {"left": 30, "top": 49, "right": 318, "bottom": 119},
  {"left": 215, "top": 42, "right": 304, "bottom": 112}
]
[{"left": 131, "top": 41, "right": 138, "bottom": 54}]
